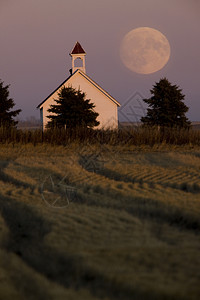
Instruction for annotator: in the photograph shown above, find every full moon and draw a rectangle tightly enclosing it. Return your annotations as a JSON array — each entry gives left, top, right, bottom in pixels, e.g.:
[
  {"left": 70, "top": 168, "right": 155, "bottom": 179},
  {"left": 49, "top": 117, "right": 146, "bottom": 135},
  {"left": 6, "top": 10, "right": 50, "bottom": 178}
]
[{"left": 120, "top": 27, "right": 171, "bottom": 74}]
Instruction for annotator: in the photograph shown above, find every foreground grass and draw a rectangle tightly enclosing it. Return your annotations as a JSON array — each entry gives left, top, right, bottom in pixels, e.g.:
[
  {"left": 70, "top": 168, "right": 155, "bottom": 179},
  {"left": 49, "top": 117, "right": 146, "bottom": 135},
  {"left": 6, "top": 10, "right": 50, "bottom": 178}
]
[{"left": 0, "top": 143, "right": 200, "bottom": 299}]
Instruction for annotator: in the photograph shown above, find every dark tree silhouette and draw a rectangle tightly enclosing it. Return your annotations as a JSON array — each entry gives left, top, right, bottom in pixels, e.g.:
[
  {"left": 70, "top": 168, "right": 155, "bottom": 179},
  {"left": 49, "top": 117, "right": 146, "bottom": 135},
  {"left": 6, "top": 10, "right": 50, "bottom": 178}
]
[
  {"left": 47, "top": 86, "right": 99, "bottom": 129},
  {"left": 141, "top": 78, "right": 191, "bottom": 128},
  {"left": 0, "top": 79, "right": 21, "bottom": 127}
]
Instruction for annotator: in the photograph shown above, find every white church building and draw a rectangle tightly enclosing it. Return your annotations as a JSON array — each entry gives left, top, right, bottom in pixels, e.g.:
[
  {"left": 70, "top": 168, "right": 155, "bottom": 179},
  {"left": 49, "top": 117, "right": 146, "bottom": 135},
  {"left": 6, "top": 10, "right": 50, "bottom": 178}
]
[{"left": 37, "top": 42, "right": 120, "bottom": 130}]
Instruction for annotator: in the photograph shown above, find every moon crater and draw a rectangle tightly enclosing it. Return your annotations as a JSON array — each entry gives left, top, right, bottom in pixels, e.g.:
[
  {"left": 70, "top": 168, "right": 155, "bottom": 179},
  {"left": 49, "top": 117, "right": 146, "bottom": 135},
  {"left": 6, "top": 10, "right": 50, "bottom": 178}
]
[{"left": 120, "top": 27, "right": 171, "bottom": 74}]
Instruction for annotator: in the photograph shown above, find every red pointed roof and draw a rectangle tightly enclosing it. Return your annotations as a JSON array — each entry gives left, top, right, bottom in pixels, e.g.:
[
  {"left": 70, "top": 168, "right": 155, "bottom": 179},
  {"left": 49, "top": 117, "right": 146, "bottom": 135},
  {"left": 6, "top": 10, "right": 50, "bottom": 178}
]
[{"left": 71, "top": 42, "right": 86, "bottom": 54}]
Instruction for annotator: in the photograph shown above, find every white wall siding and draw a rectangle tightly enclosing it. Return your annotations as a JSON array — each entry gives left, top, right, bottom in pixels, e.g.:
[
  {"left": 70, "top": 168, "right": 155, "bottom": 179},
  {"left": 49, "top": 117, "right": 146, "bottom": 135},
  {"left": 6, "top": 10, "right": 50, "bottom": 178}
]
[{"left": 40, "top": 71, "right": 119, "bottom": 130}]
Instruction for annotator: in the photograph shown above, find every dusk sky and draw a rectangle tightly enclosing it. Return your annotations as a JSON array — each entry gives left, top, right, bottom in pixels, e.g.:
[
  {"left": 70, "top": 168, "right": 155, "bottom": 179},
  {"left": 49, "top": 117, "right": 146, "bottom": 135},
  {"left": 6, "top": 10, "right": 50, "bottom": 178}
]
[{"left": 0, "top": 0, "right": 199, "bottom": 121}]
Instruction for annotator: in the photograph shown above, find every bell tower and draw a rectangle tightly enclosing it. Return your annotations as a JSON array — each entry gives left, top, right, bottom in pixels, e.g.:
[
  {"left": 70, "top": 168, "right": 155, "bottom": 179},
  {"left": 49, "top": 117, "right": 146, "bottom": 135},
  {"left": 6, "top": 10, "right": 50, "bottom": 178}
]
[{"left": 70, "top": 41, "right": 86, "bottom": 74}]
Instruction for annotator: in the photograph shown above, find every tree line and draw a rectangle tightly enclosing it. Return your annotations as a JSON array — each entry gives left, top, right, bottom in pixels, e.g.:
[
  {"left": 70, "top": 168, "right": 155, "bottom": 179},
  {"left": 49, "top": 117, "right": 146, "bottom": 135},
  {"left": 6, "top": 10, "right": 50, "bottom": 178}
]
[{"left": 0, "top": 78, "right": 191, "bottom": 130}]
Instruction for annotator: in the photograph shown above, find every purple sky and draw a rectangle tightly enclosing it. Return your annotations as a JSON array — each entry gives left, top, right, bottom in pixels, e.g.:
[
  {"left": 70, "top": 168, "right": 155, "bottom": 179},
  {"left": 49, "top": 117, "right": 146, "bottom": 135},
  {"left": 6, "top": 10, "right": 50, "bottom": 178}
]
[{"left": 0, "top": 0, "right": 199, "bottom": 121}]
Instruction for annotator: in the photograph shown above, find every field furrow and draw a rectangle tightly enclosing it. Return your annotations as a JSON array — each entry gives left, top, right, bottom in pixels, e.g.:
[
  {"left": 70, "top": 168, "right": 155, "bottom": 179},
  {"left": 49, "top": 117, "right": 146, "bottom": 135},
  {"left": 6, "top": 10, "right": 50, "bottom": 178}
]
[{"left": 0, "top": 145, "right": 200, "bottom": 299}]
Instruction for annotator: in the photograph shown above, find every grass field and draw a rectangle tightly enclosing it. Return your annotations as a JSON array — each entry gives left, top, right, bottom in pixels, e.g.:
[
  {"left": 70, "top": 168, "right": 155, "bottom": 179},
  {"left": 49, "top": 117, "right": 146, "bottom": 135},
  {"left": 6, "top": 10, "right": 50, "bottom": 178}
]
[{"left": 0, "top": 143, "right": 200, "bottom": 299}]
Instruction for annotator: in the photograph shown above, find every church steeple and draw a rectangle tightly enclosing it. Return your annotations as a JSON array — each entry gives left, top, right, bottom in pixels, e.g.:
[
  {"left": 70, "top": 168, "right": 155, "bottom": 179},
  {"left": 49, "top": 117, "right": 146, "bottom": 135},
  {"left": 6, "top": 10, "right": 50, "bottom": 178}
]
[{"left": 70, "top": 42, "right": 86, "bottom": 74}]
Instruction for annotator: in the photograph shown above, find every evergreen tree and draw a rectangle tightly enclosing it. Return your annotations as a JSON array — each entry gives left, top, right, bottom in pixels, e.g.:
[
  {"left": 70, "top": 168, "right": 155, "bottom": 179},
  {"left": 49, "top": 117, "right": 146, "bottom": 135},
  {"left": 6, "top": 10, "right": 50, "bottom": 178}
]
[
  {"left": 141, "top": 78, "right": 191, "bottom": 128},
  {"left": 0, "top": 79, "right": 21, "bottom": 127},
  {"left": 47, "top": 86, "right": 99, "bottom": 129}
]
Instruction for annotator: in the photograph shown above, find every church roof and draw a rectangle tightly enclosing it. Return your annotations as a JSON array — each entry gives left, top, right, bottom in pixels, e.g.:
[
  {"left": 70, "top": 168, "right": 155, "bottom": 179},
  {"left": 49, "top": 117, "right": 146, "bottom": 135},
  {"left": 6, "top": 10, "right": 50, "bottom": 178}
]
[
  {"left": 70, "top": 42, "right": 86, "bottom": 55},
  {"left": 37, "top": 69, "right": 121, "bottom": 109}
]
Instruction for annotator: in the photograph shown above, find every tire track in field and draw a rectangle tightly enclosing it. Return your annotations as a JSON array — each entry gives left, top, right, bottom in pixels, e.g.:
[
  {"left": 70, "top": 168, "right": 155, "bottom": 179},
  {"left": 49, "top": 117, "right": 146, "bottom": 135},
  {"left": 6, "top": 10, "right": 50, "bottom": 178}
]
[
  {"left": 0, "top": 161, "right": 34, "bottom": 191},
  {"left": 135, "top": 168, "right": 200, "bottom": 192},
  {"left": 0, "top": 193, "right": 163, "bottom": 300},
  {"left": 92, "top": 164, "right": 200, "bottom": 194},
  {"left": 122, "top": 164, "right": 200, "bottom": 185},
  {"left": 76, "top": 185, "right": 200, "bottom": 233},
  {"left": 77, "top": 157, "right": 200, "bottom": 231},
  {"left": 0, "top": 159, "right": 75, "bottom": 198}
]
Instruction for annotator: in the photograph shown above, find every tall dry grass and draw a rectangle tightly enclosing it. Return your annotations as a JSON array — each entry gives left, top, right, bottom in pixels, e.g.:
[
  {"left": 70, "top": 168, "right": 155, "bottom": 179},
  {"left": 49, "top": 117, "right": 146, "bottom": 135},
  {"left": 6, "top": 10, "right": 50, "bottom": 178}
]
[{"left": 0, "top": 126, "right": 200, "bottom": 146}]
